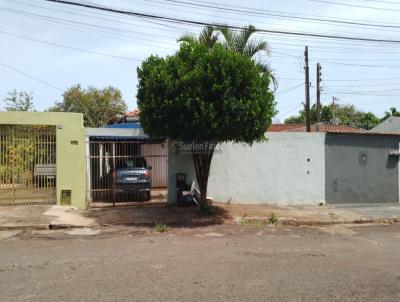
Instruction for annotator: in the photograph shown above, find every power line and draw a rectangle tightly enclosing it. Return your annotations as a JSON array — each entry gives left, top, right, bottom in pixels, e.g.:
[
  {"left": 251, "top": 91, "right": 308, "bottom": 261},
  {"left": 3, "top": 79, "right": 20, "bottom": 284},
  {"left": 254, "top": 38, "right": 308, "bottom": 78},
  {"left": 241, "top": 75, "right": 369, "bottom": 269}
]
[
  {"left": 151, "top": 0, "right": 400, "bottom": 30},
  {"left": 0, "top": 61, "right": 63, "bottom": 91},
  {"left": 281, "top": 76, "right": 400, "bottom": 82},
  {"left": 43, "top": 0, "right": 400, "bottom": 44},
  {"left": 308, "top": 0, "right": 400, "bottom": 12},
  {"left": 8, "top": 2, "right": 400, "bottom": 54},
  {"left": 4, "top": 0, "right": 186, "bottom": 36},
  {"left": 0, "top": 30, "right": 141, "bottom": 61},
  {"left": 276, "top": 82, "right": 304, "bottom": 94},
  {"left": 359, "top": 0, "right": 400, "bottom": 4},
  {"left": 0, "top": 6, "right": 179, "bottom": 50}
]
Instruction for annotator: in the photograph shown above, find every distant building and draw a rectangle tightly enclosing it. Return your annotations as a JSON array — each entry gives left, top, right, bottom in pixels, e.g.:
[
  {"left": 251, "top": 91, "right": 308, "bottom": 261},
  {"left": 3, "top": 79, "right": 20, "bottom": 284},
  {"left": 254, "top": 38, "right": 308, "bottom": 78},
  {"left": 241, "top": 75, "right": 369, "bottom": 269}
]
[
  {"left": 267, "top": 124, "right": 363, "bottom": 133},
  {"left": 370, "top": 116, "right": 400, "bottom": 134}
]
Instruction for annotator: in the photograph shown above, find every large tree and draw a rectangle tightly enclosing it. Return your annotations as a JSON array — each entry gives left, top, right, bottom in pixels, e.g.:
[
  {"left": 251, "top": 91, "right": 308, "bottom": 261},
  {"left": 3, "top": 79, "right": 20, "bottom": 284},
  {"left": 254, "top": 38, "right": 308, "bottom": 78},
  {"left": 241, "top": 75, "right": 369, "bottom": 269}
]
[
  {"left": 137, "top": 42, "right": 276, "bottom": 210},
  {"left": 285, "top": 103, "right": 379, "bottom": 130},
  {"left": 381, "top": 107, "right": 400, "bottom": 121},
  {"left": 49, "top": 85, "right": 127, "bottom": 127},
  {"left": 3, "top": 89, "right": 35, "bottom": 111},
  {"left": 179, "top": 25, "right": 278, "bottom": 90}
]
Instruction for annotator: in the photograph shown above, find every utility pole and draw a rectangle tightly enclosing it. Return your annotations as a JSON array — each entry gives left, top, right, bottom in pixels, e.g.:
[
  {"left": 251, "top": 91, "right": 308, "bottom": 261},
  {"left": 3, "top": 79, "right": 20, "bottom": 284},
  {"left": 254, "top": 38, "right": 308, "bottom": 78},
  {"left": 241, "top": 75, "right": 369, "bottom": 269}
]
[
  {"left": 304, "top": 46, "right": 311, "bottom": 132},
  {"left": 316, "top": 63, "right": 322, "bottom": 131},
  {"left": 332, "top": 96, "right": 338, "bottom": 125},
  {"left": 316, "top": 63, "right": 322, "bottom": 124}
]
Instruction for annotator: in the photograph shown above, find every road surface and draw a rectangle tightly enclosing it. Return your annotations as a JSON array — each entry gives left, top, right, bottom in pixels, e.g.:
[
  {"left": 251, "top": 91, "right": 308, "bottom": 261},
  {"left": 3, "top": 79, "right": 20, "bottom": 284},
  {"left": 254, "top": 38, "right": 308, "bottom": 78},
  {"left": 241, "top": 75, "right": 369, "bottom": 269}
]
[{"left": 0, "top": 223, "right": 400, "bottom": 301}]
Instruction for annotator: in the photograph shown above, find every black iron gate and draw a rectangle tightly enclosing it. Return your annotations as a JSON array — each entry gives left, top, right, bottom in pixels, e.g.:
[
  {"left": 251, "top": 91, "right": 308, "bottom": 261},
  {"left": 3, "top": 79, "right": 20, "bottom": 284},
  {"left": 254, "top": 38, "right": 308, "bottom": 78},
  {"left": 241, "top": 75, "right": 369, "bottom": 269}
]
[
  {"left": 87, "top": 140, "right": 167, "bottom": 207},
  {"left": 0, "top": 125, "right": 56, "bottom": 205}
]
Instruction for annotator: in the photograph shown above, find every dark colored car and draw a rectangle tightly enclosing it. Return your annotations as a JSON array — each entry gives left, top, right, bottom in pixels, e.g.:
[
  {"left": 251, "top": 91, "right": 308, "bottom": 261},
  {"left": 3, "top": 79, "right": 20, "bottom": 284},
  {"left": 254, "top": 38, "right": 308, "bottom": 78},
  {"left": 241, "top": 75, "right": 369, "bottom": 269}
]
[{"left": 113, "top": 157, "right": 152, "bottom": 201}]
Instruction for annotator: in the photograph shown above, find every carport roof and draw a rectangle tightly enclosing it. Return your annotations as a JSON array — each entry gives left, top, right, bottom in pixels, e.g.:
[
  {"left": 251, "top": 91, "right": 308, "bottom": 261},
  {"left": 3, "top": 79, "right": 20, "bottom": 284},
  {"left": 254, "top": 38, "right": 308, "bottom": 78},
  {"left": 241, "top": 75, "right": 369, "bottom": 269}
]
[
  {"left": 86, "top": 127, "right": 148, "bottom": 140},
  {"left": 89, "top": 135, "right": 150, "bottom": 141}
]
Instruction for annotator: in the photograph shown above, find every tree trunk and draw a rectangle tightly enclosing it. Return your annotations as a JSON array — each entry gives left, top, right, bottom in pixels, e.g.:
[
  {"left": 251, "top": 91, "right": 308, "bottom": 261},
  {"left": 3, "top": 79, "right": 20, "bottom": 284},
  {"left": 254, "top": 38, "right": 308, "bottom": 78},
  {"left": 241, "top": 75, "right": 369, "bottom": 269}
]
[{"left": 192, "top": 147, "right": 215, "bottom": 211}]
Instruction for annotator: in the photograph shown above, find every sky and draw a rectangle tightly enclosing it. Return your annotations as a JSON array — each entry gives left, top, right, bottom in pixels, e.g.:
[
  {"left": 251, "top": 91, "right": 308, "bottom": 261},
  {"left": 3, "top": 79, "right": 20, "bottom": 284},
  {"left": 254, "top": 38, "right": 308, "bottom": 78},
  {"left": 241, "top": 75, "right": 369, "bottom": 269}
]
[{"left": 0, "top": 0, "right": 399, "bottom": 122}]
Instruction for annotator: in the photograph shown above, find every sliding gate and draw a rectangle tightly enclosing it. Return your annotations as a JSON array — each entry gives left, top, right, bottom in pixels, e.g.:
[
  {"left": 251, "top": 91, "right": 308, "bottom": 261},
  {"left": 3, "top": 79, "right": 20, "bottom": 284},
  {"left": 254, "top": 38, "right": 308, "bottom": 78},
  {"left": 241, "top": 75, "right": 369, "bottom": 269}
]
[
  {"left": 0, "top": 125, "right": 56, "bottom": 205},
  {"left": 87, "top": 139, "right": 168, "bottom": 207}
]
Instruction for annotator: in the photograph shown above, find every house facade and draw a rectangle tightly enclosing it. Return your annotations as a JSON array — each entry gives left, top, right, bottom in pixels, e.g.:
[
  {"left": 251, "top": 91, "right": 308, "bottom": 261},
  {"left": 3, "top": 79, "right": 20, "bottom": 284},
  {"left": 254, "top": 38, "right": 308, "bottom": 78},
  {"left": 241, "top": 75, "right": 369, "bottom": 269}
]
[
  {"left": 1, "top": 111, "right": 399, "bottom": 208},
  {"left": 170, "top": 131, "right": 400, "bottom": 205}
]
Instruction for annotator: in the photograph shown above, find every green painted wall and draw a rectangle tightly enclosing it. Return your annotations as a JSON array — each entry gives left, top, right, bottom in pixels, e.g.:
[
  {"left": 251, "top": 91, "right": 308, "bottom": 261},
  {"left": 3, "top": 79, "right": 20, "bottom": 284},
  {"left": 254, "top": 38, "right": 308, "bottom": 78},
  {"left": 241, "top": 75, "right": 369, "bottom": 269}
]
[{"left": 0, "top": 112, "right": 86, "bottom": 209}]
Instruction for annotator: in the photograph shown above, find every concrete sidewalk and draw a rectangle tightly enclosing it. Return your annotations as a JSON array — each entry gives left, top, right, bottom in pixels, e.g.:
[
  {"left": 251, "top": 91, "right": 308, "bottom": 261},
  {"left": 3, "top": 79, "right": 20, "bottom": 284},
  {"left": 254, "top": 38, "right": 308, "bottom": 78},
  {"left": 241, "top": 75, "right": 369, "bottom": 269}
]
[
  {"left": 0, "top": 205, "right": 96, "bottom": 230},
  {"left": 0, "top": 202, "right": 400, "bottom": 230},
  {"left": 226, "top": 203, "right": 400, "bottom": 225}
]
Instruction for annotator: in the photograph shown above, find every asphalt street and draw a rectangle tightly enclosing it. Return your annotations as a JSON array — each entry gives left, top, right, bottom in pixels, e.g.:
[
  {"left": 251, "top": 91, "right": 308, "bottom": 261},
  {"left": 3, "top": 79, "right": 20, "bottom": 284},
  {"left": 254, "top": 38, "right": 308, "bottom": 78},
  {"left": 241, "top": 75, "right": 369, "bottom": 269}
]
[{"left": 0, "top": 223, "right": 400, "bottom": 302}]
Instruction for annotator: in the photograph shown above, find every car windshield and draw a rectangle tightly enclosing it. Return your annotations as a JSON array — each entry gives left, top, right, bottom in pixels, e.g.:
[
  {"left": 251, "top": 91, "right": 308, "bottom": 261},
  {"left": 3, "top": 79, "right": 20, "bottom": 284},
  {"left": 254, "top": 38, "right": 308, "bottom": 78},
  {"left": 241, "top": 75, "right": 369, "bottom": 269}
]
[{"left": 117, "top": 157, "right": 147, "bottom": 169}]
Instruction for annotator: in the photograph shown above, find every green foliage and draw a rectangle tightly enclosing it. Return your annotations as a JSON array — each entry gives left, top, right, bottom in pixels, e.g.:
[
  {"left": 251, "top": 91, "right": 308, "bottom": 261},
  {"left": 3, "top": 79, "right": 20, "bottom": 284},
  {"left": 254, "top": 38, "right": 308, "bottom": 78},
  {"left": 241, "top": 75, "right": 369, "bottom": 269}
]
[
  {"left": 381, "top": 107, "right": 400, "bottom": 121},
  {"left": 0, "top": 126, "right": 53, "bottom": 184},
  {"left": 3, "top": 90, "right": 35, "bottom": 111},
  {"left": 179, "top": 25, "right": 277, "bottom": 90},
  {"left": 48, "top": 84, "right": 127, "bottom": 127},
  {"left": 155, "top": 224, "right": 170, "bottom": 233},
  {"left": 269, "top": 212, "right": 278, "bottom": 225},
  {"left": 178, "top": 25, "right": 219, "bottom": 49},
  {"left": 137, "top": 42, "right": 276, "bottom": 144},
  {"left": 284, "top": 114, "right": 305, "bottom": 125},
  {"left": 240, "top": 219, "right": 265, "bottom": 226},
  {"left": 240, "top": 212, "right": 278, "bottom": 226},
  {"left": 138, "top": 42, "right": 276, "bottom": 208},
  {"left": 284, "top": 103, "right": 380, "bottom": 130}
]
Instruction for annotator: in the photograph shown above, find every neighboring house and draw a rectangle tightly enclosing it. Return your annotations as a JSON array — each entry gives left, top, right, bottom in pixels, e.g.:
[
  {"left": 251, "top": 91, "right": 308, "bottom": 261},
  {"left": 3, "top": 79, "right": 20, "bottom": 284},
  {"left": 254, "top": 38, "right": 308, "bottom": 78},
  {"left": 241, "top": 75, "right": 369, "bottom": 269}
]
[
  {"left": 370, "top": 116, "right": 400, "bottom": 134},
  {"left": 170, "top": 130, "right": 400, "bottom": 205},
  {"left": 106, "top": 109, "right": 141, "bottom": 128},
  {"left": 267, "top": 124, "right": 363, "bottom": 133}
]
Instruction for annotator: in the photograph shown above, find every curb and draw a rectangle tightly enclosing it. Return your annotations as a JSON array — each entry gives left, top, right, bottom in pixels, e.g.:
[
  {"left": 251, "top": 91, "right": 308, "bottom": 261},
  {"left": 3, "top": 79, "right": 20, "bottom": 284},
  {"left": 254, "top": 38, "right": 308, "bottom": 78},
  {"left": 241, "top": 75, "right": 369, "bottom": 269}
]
[
  {"left": 235, "top": 217, "right": 400, "bottom": 227},
  {"left": 0, "top": 224, "right": 96, "bottom": 231},
  {"left": 1, "top": 218, "right": 398, "bottom": 232},
  {"left": 0, "top": 224, "right": 50, "bottom": 231}
]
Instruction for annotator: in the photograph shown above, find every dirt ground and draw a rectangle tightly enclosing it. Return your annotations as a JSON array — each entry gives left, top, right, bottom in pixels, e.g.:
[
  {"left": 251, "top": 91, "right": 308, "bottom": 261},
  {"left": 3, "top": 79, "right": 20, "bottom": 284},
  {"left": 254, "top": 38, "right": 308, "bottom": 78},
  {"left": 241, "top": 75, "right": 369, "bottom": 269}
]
[{"left": 0, "top": 223, "right": 400, "bottom": 301}]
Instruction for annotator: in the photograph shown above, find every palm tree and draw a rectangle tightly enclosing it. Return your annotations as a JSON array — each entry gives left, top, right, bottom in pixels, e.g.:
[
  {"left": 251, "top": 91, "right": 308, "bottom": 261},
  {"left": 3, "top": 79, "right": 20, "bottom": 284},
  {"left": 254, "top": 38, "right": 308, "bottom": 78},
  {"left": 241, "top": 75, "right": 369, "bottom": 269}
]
[
  {"left": 178, "top": 25, "right": 219, "bottom": 49},
  {"left": 178, "top": 24, "right": 278, "bottom": 90}
]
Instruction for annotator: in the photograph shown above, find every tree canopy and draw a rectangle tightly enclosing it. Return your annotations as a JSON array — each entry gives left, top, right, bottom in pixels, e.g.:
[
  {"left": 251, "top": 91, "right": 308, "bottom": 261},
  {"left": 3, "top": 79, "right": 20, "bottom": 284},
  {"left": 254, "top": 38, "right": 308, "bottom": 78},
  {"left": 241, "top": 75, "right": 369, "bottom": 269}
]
[
  {"left": 3, "top": 90, "right": 35, "bottom": 111},
  {"left": 284, "top": 103, "right": 380, "bottom": 130},
  {"left": 137, "top": 42, "right": 276, "bottom": 143},
  {"left": 381, "top": 107, "right": 400, "bottom": 121},
  {"left": 137, "top": 41, "right": 276, "bottom": 208},
  {"left": 49, "top": 84, "right": 127, "bottom": 127},
  {"left": 179, "top": 25, "right": 277, "bottom": 89}
]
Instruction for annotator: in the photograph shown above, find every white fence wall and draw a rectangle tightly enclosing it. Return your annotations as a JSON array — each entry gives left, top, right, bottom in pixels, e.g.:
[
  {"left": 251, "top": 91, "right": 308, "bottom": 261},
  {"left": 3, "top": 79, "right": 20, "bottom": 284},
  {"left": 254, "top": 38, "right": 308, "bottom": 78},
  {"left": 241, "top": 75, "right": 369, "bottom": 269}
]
[{"left": 207, "top": 133, "right": 326, "bottom": 204}]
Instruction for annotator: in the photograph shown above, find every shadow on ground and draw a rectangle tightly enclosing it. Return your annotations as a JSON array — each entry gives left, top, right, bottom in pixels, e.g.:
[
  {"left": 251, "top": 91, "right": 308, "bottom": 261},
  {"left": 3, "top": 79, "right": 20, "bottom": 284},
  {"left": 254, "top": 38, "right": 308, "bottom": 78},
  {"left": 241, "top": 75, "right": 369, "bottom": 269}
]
[{"left": 84, "top": 204, "right": 231, "bottom": 228}]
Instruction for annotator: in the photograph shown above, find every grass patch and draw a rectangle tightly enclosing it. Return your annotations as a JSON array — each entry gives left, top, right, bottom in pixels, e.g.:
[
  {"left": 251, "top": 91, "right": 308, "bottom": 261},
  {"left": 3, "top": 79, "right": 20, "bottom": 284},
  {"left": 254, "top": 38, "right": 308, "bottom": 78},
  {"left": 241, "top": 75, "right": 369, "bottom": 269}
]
[
  {"left": 240, "top": 212, "right": 278, "bottom": 226},
  {"left": 240, "top": 219, "right": 266, "bottom": 226},
  {"left": 269, "top": 212, "right": 278, "bottom": 225},
  {"left": 155, "top": 224, "right": 170, "bottom": 233}
]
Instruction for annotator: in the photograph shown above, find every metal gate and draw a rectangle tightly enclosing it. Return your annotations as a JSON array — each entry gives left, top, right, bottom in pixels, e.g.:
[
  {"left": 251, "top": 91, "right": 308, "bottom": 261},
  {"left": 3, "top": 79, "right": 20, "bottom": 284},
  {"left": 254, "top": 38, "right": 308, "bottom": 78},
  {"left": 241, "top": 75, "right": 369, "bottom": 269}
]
[
  {"left": 87, "top": 139, "right": 168, "bottom": 207},
  {"left": 0, "top": 125, "right": 56, "bottom": 205}
]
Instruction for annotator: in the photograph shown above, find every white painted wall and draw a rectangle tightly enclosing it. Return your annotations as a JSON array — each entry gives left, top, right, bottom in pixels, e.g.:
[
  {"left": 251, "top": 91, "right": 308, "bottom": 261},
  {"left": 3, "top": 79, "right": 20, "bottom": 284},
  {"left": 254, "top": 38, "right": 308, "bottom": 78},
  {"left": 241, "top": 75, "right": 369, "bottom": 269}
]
[{"left": 207, "top": 133, "right": 326, "bottom": 205}]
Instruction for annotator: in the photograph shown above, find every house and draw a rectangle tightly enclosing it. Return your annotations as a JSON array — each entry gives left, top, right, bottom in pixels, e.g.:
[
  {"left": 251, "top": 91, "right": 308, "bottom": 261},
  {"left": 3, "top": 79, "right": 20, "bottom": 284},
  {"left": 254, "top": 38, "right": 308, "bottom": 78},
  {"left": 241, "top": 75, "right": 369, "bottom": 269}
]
[
  {"left": 370, "top": 116, "right": 400, "bottom": 134},
  {"left": 1, "top": 111, "right": 399, "bottom": 209},
  {"left": 267, "top": 123, "right": 364, "bottom": 133},
  {"left": 170, "top": 130, "right": 400, "bottom": 205}
]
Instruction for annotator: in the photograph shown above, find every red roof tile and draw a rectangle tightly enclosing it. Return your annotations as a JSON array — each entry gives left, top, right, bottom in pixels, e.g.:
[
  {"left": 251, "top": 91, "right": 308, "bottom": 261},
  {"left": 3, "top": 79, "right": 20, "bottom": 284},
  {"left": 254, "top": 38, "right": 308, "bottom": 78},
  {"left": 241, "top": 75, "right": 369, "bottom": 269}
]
[
  {"left": 267, "top": 124, "right": 364, "bottom": 133},
  {"left": 125, "top": 109, "right": 140, "bottom": 117}
]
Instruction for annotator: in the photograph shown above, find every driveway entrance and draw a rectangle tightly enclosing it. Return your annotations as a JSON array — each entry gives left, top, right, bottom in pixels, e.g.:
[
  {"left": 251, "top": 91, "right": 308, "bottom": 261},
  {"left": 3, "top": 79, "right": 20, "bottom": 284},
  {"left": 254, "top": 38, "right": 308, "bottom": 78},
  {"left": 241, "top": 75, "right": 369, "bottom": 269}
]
[
  {"left": 87, "top": 139, "right": 167, "bottom": 207},
  {"left": 0, "top": 125, "right": 56, "bottom": 205}
]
